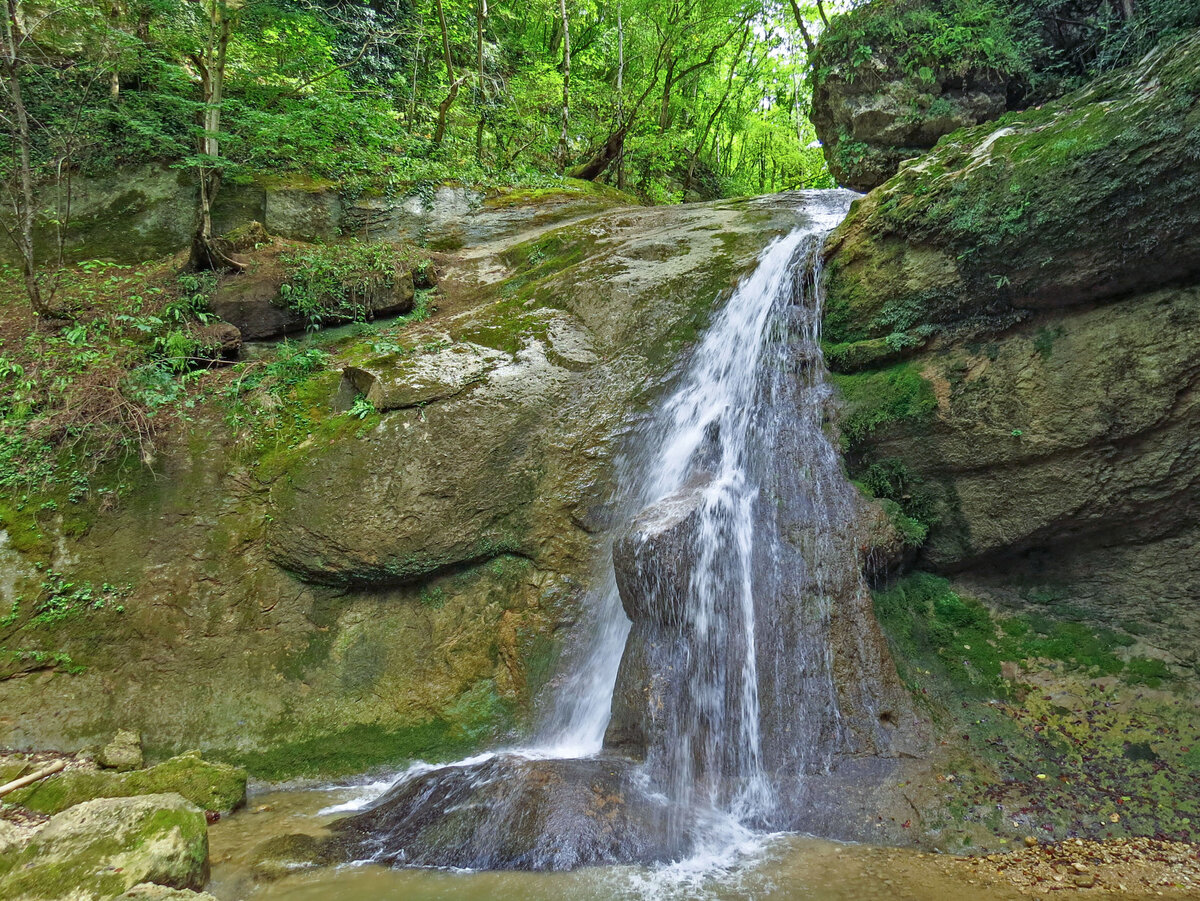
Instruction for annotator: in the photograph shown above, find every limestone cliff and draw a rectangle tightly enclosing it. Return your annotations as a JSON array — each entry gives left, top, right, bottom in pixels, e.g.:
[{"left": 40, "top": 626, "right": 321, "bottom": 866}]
[{"left": 822, "top": 28, "right": 1200, "bottom": 664}]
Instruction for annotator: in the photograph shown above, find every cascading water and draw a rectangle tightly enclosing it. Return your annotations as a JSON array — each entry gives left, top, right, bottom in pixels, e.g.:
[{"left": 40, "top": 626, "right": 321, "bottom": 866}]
[{"left": 332, "top": 191, "right": 919, "bottom": 871}]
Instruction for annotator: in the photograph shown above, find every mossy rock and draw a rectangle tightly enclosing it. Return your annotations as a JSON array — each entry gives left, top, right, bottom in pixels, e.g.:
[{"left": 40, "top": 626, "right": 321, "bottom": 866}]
[
  {"left": 823, "top": 28, "right": 1200, "bottom": 347},
  {"left": 0, "top": 793, "right": 208, "bottom": 901},
  {"left": 8, "top": 753, "right": 247, "bottom": 815}
]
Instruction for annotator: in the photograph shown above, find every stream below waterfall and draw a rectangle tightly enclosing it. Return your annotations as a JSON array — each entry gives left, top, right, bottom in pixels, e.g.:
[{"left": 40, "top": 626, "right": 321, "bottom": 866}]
[{"left": 204, "top": 785, "right": 1025, "bottom": 901}]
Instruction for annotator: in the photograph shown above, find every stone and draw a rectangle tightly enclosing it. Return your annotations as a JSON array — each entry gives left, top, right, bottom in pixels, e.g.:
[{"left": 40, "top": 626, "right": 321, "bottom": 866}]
[
  {"left": 98, "top": 729, "right": 144, "bottom": 771},
  {"left": 7, "top": 752, "right": 247, "bottom": 815},
  {"left": 0, "top": 820, "right": 29, "bottom": 856},
  {"left": 329, "top": 755, "right": 685, "bottom": 870},
  {"left": 248, "top": 833, "right": 329, "bottom": 880},
  {"left": 0, "top": 794, "right": 209, "bottom": 901},
  {"left": 191, "top": 322, "right": 242, "bottom": 363}
]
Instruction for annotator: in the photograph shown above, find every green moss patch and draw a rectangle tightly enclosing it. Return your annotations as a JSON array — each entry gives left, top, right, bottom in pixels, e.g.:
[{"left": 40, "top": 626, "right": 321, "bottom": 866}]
[
  {"left": 831, "top": 361, "right": 937, "bottom": 447},
  {"left": 878, "top": 573, "right": 1200, "bottom": 846},
  {"left": 226, "top": 717, "right": 494, "bottom": 782},
  {"left": 8, "top": 753, "right": 247, "bottom": 814},
  {"left": 875, "top": 573, "right": 1159, "bottom": 697}
]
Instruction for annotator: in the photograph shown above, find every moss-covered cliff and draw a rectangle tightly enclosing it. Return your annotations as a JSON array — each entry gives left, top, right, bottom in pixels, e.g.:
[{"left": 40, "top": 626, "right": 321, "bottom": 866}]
[
  {"left": 0, "top": 191, "right": 834, "bottom": 781},
  {"left": 823, "top": 26, "right": 1200, "bottom": 658}
]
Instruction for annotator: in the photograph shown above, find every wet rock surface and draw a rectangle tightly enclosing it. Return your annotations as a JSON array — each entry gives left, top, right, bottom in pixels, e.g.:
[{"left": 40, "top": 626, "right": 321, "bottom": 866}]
[
  {"left": 330, "top": 755, "right": 685, "bottom": 871},
  {"left": 0, "top": 191, "right": 838, "bottom": 779}
]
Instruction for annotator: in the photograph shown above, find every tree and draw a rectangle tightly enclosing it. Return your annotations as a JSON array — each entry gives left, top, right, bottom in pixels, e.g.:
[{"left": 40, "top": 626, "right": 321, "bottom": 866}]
[
  {"left": 557, "top": 0, "right": 570, "bottom": 170},
  {"left": 1, "top": 0, "right": 117, "bottom": 314},
  {"left": 187, "top": 0, "right": 242, "bottom": 271},
  {"left": 0, "top": 0, "right": 47, "bottom": 313}
]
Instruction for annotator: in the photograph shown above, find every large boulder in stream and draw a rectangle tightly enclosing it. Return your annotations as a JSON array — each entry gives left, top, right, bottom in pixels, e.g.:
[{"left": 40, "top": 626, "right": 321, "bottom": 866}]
[
  {"left": 0, "top": 794, "right": 209, "bottom": 900},
  {"left": 330, "top": 755, "right": 685, "bottom": 870},
  {"left": 822, "top": 29, "right": 1200, "bottom": 659}
]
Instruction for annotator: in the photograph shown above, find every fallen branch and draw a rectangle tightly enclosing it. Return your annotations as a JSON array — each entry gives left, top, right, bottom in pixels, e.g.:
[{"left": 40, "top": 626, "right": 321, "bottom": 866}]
[{"left": 0, "top": 759, "right": 66, "bottom": 798}]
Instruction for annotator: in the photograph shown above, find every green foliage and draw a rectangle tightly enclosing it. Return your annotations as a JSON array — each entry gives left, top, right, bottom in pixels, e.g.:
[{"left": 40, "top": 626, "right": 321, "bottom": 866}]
[
  {"left": 3, "top": 0, "right": 836, "bottom": 223},
  {"left": 816, "top": 0, "right": 1200, "bottom": 96},
  {"left": 24, "top": 570, "right": 128, "bottom": 627},
  {"left": 815, "top": 0, "right": 1039, "bottom": 84},
  {"left": 279, "top": 242, "right": 412, "bottom": 330},
  {"left": 857, "top": 457, "right": 939, "bottom": 547}
]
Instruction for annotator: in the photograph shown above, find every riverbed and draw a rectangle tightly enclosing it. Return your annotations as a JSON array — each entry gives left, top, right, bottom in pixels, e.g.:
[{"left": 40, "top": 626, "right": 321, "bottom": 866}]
[{"left": 205, "top": 783, "right": 1199, "bottom": 901}]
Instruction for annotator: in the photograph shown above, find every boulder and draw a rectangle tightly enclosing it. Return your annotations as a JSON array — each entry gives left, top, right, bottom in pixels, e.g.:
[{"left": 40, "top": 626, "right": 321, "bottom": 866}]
[
  {"left": 0, "top": 794, "right": 208, "bottom": 901},
  {"left": 329, "top": 755, "right": 685, "bottom": 870},
  {"left": 812, "top": 63, "right": 1009, "bottom": 192},
  {"left": 7, "top": 752, "right": 246, "bottom": 815},
  {"left": 208, "top": 243, "right": 416, "bottom": 342},
  {"left": 191, "top": 322, "right": 242, "bottom": 364},
  {"left": 822, "top": 30, "right": 1200, "bottom": 349},
  {"left": 98, "top": 730, "right": 144, "bottom": 772}
]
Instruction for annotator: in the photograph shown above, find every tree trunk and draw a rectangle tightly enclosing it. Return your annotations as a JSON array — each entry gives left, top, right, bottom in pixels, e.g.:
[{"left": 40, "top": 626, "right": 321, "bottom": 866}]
[
  {"left": 475, "top": 0, "right": 487, "bottom": 162},
  {"left": 557, "top": 0, "right": 570, "bottom": 170},
  {"left": 432, "top": 0, "right": 460, "bottom": 145},
  {"left": 408, "top": 34, "right": 421, "bottom": 124},
  {"left": 1, "top": 0, "right": 48, "bottom": 315},
  {"left": 616, "top": 0, "right": 625, "bottom": 189},
  {"left": 189, "top": 0, "right": 241, "bottom": 271},
  {"left": 658, "top": 58, "right": 674, "bottom": 130},
  {"left": 683, "top": 26, "right": 752, "bottom": 195},
  {"left": 788, "top": 0, "right": 816, "bottom": 56}
]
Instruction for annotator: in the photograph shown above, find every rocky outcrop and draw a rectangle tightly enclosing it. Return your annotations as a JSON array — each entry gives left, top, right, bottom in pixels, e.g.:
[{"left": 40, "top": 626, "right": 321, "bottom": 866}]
[
  {"left": 0, "top": 794, "right": 209, "bottom": 901},
  {"left": 262, "top": 196, "right": 835, "bottom": 589},
  {"left": 330, "top": 755, "right": 684, "bottom": 870},
  {"left": 208, "top": 240, "right": 416, "bottom": 342},
  {"left": 823, "top": 30, "right": 1200, "bottom": 350},
  {"left": 7, "top": 752, "right": 247, "bottom": 815},
  {"left": 822, "top": 29, "right": 1200, "bottom": 658},
  {"left": 810, "top": 1, "right": 1200, "bottom": 191},
  {"left": 812, "top": 63, "right": 1009, "bottom": 192},
  {"left": 1, "top": 170, "right": 631, "bottom": 266},
  {"left": 809, "top": 0, "right": 1028, "bottom": 191}
]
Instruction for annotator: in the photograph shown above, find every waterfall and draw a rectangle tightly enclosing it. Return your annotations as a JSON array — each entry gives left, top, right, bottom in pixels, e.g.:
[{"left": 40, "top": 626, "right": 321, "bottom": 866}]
[
  {"left": 332, "top": 191, "right": 917, "bottom": 870},
  {"left": 540, "top": 198, "right": 852, "bottom": 763}
]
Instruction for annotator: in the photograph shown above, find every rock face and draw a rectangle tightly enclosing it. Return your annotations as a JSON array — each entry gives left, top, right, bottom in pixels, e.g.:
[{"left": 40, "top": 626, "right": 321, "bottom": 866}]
[
  {"left": 0, "top": 794, "right": 209, "bottom": 901},
  {"left": 0, "top": 170, "right": 630, "bottom": 266},
  {"left": 823, "top": 31, "right": 1200, "bottom": 350},
  {"left": 822, "top": 29, "right": 1200, "bottom": 659},
  {"left": 330, "top": 755, "right": 684, "bottom": 870},
  {"left": 812, "top": 63, "right": 1009, "bottom": 192},
  {"left": 0, "top": 192, "right": 836, "bottom": 779}
]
